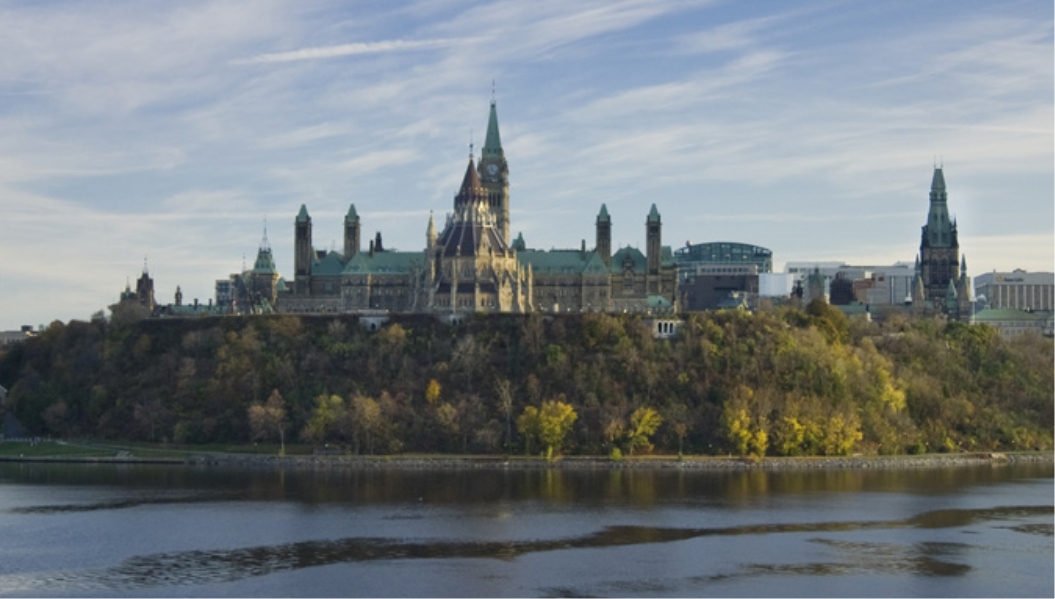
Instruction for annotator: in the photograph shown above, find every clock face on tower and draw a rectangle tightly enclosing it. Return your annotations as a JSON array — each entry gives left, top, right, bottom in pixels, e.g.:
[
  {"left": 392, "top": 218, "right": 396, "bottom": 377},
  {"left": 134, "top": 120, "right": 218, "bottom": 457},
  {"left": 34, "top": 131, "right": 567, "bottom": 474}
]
[{"left": 486, "top": 163, "right": 499, "bottom": 176}]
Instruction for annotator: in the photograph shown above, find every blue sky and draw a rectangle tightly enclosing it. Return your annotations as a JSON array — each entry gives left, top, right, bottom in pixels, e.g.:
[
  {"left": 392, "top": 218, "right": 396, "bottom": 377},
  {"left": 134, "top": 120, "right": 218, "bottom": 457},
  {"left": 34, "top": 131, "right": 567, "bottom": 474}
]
[{"left": 0, "top": 0, "right": 1051, "bottom": 329}]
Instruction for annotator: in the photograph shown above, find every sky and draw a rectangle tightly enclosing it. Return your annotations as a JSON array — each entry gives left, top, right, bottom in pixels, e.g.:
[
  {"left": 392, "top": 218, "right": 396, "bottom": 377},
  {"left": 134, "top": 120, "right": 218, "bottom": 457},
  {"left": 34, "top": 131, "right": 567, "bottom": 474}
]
[{"left": 0, "top": 0, "right": 1051, "bottom": 330}]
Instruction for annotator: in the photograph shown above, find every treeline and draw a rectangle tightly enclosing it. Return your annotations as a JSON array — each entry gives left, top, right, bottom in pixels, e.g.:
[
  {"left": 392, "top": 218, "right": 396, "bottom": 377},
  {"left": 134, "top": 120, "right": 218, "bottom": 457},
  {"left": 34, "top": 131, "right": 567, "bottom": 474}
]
[{"left": 0, "top": 302, "right": 1051, "bottom": 456}]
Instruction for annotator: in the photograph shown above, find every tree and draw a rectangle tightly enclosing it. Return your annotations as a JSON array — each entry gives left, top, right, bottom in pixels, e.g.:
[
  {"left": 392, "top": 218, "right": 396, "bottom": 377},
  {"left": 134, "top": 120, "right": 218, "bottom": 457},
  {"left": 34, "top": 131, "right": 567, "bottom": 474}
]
[
  {"left": 425, "top": 379, "right": 442, "bottom": 404},
  {"left": 626, "top": 406, "right": 663, "bottom": 456},
  {"left": 350, "top": 394, "right": 382, "bottom": 454},
  {"left": 721, "top": 386, "right": 769, "bottom": 457},
  {"left": 516, "top": 405, "right": 541, "bottom": 455},
  {"left": 494, "top": 377, "right": 515, "bottom": 451},
  {"left": 301, "top": 394, "right": 342, "bottom": 445},
  {"left": 665, "top": 403, "right": 691, "bottom": 456},
  {"left": 434, "top": 401, "right": 460, "bottom": 451},
  {"left": 536, "top": 399, "right": 578, "bottom": 461},
  {"left": 248, "top": 389, "right": 287, "bottom": 455}
]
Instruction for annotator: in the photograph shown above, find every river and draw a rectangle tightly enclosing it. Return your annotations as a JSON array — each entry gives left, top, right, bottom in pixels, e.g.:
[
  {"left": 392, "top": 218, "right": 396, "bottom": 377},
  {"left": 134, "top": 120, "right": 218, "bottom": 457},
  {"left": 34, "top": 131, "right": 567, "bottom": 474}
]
[{"left": 0, "top": 461, "right": 1051, "bottom": 597}]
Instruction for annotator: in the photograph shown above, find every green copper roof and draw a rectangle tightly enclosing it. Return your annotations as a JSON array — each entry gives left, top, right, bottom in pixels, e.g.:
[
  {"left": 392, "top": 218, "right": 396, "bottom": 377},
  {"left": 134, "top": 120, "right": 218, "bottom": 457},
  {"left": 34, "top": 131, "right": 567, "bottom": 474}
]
[
  {"left": 312, "top": 251, "right": 345, "bottom": 276},
  {"left": 661, "top": 246, "right": 675, "bottom": 267},
  {"left": 346, "top": 204, "right": 358, "bottom": 221},
  {"left": 482, "top": 101, "right": 502, "bottom": 158},
  {"left": 253, "top": 247, "right": 277, "bottom": 275},
  {"left": 973, "top": 308, "right": 1052, "bottom": 322},
  {"left": 925, "top": 167, "right": 954, "bottom": 248},
  {"left": 517, "top": 249, "right": 606, "bottom": 275},
  {"left": 512, "top": 232, "right": 526, "bottom": 251},
  {"left": 342, "top": 251, "right": 424, "bottom": 274},
  {"left": 931, "top": 167, "right": 946, "bottom": 191},
  {"left": 648, "top": 295, "right": 673, "bottom": 308},
  {"left": 597, "top": 204, "right": 610, "bottom": 222},
  {"left": 296, "top": 204, "right": 310, "bottom": 223},
  {"left": 582, "top": 251, "right": 609, "bottom": 274},
  {"left": 611, "top": 246, "right": 646, "bottom": 273},
  {"left": 647, "top": 203, "right": 661, "bottom": 223}
]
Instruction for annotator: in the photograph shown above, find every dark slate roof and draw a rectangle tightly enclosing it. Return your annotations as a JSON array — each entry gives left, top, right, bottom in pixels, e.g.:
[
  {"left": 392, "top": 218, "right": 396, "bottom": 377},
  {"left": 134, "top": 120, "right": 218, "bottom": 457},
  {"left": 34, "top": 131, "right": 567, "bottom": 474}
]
[
  {"left": 437, "top": 210, "right": 508, "bottom": 257},
  {"left": 454, "top": 158, "right": 487, "bottom": 210}
]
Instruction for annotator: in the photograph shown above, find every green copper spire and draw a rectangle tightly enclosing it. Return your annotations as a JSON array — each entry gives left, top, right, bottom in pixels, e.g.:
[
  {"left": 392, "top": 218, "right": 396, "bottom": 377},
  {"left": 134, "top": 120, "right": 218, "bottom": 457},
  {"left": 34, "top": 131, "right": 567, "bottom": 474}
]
[
  {"left": 925, "top": 167, "right": 953, "bottom": 247},
  {"left": 346, "top": 203, "right": 358, "bottom": 222},
  {"left": 931, "top": 167, "right": 946, "bottom": 192},
  {"left": 647, "top": 203, "right": 661, "bottom": 223},
  {"left": 597, "top": 203, "right": 610, "bottom": 222},
  {"left": 296, "top": 204, "right": 310, "bottom": 223},
  {"left": 482, "top": 100, "right": 503, "bottom": 159}
]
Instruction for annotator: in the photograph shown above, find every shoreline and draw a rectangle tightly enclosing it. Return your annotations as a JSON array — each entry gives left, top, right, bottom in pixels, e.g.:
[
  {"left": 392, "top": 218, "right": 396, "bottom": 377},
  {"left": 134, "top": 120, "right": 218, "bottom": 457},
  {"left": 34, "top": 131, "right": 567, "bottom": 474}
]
[
  {"left": 4, "top": 449, "right": 1050, "bottom": 472},
  {"left": 7, "top": 451, "right": 1051, "bottom": 472},
  {"left": 190, "top": 451, "right": 1054, "bottom": 471}
]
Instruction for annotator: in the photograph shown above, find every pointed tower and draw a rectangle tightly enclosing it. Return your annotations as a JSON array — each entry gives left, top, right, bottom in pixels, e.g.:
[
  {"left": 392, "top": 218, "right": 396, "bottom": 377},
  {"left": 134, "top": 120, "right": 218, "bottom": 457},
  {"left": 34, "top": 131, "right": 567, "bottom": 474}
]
[
  {"left": 596, "top": 204, "right": 612, "bottom": 267},
  {"left": 294, "top": 204, "right": 313, "bottom": 294},
  {"left": 252, "top": 225, "right": 280, "bottom": 305},
  {"left": 646, "top": 204, "right": 662, "bottom": 294},
  {"left": 478, "top": 99, "right": 510, "bottom": 244},
  {"left": 426, "top": 211, "right": 437, "bottom": 250},
  {"left": 135, "top": 261, "right": 155, "bottom": 312},
  {"left": 455, "top": 155, "right": 488, "bottom": 210},
  {"left": 919, "top": 167, "right": 960, "bottom": 305},
  {"left": 344, "top": 204, "right": 361, "bottom": 261}
]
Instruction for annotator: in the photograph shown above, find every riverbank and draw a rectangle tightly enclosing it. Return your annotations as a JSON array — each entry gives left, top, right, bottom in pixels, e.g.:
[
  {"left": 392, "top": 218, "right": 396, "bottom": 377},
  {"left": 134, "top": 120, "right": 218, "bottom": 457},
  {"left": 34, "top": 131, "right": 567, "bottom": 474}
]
[
  {"left": 180, "top": 451, "right": 1054, "bottom": 472},
  {"left": 3, "top": 439, "right": 1050, "bottom": 471}
]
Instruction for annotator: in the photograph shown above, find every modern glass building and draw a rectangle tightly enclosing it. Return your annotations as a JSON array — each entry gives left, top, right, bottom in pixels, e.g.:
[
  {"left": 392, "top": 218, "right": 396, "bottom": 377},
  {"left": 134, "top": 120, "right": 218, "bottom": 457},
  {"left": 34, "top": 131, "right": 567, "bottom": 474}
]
[{"left": 673, "top": 242, "right": 773, "bottom": 281}]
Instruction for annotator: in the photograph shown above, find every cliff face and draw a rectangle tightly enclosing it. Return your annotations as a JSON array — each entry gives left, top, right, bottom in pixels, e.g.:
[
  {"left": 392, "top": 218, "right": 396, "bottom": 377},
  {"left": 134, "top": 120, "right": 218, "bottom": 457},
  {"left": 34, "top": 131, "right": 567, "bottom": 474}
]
[{"left": 1, "top": 310, "right": 1051, "bottom": 456}]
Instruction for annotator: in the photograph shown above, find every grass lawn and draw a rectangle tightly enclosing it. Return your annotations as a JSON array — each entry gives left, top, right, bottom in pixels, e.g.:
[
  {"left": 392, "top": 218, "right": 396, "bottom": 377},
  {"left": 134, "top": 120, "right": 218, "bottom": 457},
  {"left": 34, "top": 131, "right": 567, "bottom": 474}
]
[{"left": 0, "top": 440, "right": 115, "bottom": 458}]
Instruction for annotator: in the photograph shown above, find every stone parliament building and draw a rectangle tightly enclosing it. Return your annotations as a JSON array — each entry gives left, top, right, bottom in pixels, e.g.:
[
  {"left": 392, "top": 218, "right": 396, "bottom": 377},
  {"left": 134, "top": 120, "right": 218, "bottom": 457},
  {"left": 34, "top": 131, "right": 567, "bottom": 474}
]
[{"left": 274, "top": 101, "right": 679, "bottom": 316}]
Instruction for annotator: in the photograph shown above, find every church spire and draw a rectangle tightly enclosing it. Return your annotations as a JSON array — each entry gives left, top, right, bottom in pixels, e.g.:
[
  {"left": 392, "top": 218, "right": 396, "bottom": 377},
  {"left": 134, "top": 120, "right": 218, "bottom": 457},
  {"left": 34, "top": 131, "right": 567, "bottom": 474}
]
[
  {"left": 482, "top": 97, "right": 503, "bottom": 160},
  {"left": 925, "top": 166, "right": 953, "bottom": 248}
]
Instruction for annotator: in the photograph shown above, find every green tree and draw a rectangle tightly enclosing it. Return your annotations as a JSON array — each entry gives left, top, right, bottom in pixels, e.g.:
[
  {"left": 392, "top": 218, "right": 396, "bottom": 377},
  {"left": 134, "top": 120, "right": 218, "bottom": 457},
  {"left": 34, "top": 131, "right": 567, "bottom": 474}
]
[
  {"left": 301, "top": 394, "right": 342, "bottom": 444},
  {"left": 536, "top": 399, "right": 578, "bottom": 461},
  {"left": 516, "top": 405, "right": 541, "bottom": 455},
  {"left": 626, "top": 406, "right": 663, "bottom": 455}
]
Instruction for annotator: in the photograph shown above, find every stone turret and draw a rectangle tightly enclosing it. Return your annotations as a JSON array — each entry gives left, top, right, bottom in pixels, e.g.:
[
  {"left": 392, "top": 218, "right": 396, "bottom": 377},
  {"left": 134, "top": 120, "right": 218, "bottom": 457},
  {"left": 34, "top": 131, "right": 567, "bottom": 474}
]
[
  {"left": 344, "top": 204, "right": 360, "bottom": 261},
  {"left": 596, "top": 204, "right": 611, "bottom": 267},
  {"left": 294, "top": 204, "right": 313, "bottom": 294}
]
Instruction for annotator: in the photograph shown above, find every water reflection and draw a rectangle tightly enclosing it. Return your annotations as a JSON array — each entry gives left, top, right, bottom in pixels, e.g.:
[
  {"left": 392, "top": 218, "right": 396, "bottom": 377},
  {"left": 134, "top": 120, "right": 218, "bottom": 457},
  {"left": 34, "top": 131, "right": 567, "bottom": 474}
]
[
  {"left": 1, "top": 504, "right": 1047, "bottom": 594},
  {"left": 3, "top": 462, "right": 1051, "bottom": 509},
  {"left": 7, "top": 492, "right": 244, "bottom": 514}
]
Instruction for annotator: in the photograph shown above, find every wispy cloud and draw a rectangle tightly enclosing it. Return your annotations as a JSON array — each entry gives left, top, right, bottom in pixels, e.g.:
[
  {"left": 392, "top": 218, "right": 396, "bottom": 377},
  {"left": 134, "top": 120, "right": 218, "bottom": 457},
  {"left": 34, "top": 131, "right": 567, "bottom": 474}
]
[{"left": 233, "top": 38, "right": 473, "bottom": 65}]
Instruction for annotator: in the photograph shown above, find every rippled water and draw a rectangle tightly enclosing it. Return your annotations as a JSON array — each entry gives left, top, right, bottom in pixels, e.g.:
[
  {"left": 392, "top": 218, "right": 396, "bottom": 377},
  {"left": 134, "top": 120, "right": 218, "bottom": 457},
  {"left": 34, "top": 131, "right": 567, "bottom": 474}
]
[{"left": 0, "top": 462, "right": 1051, "bottom": 597}]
